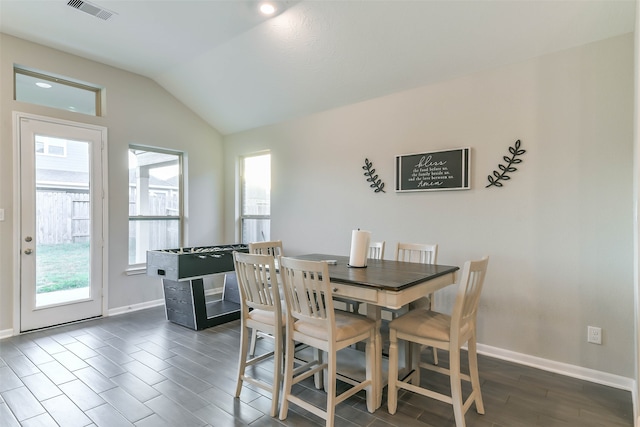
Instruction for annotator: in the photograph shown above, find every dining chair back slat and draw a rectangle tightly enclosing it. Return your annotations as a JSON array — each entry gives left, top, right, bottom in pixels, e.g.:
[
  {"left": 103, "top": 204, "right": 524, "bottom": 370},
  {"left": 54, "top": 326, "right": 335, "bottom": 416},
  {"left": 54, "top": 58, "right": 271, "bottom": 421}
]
[
  {"left": 396, "top": 242, "right": 438, "bottom": 264},
  {"left": 249, "top": 240, "right": 284, "bottom": 258},
  {"left": 369, "top": 241, "right": 385, "bottom": 260},
  {"left": 281, "top": 258, "right": 332, "bottom": 324},
  {"left": 235, "top": 253, "right": 278, "bottom": 311}
]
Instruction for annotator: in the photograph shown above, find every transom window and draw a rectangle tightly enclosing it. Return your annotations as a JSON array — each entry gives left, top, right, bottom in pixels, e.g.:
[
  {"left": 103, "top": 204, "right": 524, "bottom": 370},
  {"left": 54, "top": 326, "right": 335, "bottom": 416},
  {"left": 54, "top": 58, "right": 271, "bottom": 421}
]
[{"left": 14, "top": 66, "right": 102, "bottom": 116}]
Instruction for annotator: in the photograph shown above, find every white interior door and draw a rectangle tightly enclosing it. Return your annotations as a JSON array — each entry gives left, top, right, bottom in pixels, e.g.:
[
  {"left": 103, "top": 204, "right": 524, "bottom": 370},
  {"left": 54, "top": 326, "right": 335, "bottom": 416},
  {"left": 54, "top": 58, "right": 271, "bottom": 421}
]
[{"left": 17, "top": 113, "right": 106, "bottom": 332}]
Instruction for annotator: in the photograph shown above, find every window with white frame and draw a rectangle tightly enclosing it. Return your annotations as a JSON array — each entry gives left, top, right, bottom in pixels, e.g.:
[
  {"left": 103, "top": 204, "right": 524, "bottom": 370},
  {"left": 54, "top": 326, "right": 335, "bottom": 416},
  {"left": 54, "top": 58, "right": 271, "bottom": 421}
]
[
  {"left": 15, "top": 66, "right": 102, "bottom": 116},
  {"left": 128, "top": 146, "right": 183, "bottom": 265},
  {"left": 241, "top": 153, "right": 271, "bottom": 244}
]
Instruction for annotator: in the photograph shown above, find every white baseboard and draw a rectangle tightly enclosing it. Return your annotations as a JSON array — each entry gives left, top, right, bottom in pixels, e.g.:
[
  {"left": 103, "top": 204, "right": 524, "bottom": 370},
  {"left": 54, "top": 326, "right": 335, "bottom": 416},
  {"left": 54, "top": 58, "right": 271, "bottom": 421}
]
[
  {"left": 0, "top": 329, "right": 15, "bottom": 339},
  {"left": 108, "top": 299, "right": 165, "bottom": 316},
  {"left": 476, "top": 343, "right": 635, "bottom": 392}
]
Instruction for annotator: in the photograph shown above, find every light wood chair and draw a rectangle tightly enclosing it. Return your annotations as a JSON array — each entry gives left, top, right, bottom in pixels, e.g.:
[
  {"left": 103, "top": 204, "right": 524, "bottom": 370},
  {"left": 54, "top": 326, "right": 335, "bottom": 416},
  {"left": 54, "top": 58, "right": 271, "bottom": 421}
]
[
  {"left": 278, "top": 257, "right": 379, "bottom": 427},
  {"left": 393, "top": 242, "right": 439, "bottom": 362},
  {"left": 249, "top": 240, "right": 284, "bottom": 258},
  {"left": 387, "top": 256, "right": 489, "bottom": 427},
  {"left": 395, "top": 244, "right": 439, "bottom": 308},
  {"left": 248, "top": 240, "right": 284, "bottom": 355},
  {"left": 396, "top": 242, "right": 438, "bottom": 266},
  {"left": 369, "top": 241, "right": 385, "bottom": 260},
  {"left": 233, "top": 252, "right": 285, "bottom": 417}
]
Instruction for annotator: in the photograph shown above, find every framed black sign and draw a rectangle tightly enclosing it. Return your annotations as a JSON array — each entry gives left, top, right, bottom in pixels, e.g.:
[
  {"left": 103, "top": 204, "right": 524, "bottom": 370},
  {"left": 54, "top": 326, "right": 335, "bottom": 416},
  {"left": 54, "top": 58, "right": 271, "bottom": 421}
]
[{"left": 395, "top": 147, "right": 471, "bottom": 192}]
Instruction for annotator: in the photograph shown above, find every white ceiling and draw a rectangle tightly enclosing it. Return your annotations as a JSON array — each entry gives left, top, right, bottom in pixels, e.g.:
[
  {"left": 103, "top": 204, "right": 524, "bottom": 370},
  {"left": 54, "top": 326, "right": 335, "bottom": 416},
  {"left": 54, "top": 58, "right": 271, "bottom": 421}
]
[{"left": 0, "top": 0, "right": 636, "bottom": 135}]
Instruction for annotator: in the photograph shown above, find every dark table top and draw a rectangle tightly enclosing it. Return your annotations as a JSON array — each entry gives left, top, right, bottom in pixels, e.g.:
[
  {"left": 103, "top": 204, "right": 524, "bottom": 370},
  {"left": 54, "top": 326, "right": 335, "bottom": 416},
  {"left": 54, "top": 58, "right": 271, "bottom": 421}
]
[{"left": 290, "top": 254, "right": 459, "bottom": 292}]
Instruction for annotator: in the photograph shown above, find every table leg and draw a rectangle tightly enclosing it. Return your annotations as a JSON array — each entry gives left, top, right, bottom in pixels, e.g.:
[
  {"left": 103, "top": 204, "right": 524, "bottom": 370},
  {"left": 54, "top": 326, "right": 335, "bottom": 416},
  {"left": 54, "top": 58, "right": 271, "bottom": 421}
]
[{"left": 365, "top": 304, "right": 382, "bottom": 409}]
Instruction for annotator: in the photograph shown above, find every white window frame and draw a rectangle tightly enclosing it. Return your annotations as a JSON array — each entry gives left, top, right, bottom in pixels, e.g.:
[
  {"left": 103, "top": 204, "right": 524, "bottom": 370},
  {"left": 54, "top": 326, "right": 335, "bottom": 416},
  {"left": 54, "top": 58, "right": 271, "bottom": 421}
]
[{"left": 128, "top": 145, "right": 184, "bottom": 269}]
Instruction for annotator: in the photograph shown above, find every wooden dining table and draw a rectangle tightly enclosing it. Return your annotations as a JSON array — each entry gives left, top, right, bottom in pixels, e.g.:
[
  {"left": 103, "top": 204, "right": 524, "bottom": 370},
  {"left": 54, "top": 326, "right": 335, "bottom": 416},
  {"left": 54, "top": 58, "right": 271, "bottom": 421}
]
[{"left": 290, "top": 254, "right": 459, "bottom": 409}]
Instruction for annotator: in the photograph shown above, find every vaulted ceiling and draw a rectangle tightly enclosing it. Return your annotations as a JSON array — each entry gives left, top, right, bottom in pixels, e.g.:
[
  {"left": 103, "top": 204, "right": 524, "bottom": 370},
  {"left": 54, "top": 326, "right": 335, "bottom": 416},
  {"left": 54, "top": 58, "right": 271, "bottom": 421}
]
[{"left": 0, "top": 0, "right": 636, "bottom": 134}]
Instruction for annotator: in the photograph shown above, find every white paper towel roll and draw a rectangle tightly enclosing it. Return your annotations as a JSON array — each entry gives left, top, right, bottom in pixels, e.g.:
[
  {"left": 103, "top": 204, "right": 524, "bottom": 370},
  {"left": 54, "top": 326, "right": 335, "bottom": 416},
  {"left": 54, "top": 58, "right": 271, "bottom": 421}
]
[{"left": 349, "top": 229, "right": 371, "bottom": 267}]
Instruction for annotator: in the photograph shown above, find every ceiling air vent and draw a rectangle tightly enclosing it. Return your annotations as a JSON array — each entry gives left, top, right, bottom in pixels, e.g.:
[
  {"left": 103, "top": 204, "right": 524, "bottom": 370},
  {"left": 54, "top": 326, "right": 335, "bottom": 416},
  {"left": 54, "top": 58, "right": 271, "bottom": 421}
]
[{"left": 67, "top": 0, "right": 116, "bottom": 21}]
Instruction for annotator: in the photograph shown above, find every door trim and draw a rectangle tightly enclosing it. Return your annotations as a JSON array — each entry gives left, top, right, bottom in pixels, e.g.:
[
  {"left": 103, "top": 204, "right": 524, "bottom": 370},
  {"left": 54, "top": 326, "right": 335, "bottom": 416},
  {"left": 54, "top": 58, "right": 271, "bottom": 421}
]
[{"left": 12, "top": 111, "right": 109, "bottom": 335}]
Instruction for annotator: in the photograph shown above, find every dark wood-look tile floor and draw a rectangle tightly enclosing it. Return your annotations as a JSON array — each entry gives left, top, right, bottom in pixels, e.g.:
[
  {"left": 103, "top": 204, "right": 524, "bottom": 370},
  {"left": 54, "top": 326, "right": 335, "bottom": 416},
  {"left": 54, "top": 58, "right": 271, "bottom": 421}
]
[{"left": 0, "top": 306, "right": 632, "bottom": 427}]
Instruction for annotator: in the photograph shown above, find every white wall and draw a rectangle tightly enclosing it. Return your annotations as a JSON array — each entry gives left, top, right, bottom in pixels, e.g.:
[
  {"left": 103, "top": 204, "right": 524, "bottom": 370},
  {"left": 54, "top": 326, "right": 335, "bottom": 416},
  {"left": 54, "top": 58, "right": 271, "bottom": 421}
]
[
  {"left": 224, "top": 34, "right": 635, "bottom": 378},
  {"left": 0, "top": 34, "right": 225, "bottom": 331}
]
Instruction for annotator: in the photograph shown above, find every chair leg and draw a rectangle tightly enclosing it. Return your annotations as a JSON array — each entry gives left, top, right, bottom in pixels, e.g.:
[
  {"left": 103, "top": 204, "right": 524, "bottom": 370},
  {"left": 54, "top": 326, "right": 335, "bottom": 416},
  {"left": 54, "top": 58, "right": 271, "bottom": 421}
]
[
  {"left": 235, "top": 323, "right": 249, "bottom": 398},
  {"left": 279, "top": 331, "right": 296, "bottom": 421},
  {"left": 428, "top": 295, "right": 438, "bottom": 366},
  {"left": 449, "top": 346, "right": 466, "bottom": 427},
  {"left": 314, "top": 348, "right": 324, "bottom": 390},
  {"left": 387, "top": 329, "right": 399, "bottom": 415},
  {"left": 249, "top": 328, "right": 258, "bottom": 356},
  {"left": 468, "top": 336, "right": 485, "bottom": 414},
  {"left": 365, "top": 331, "right": 377, "bottom": 413},
  {"left": 270, "top": 328, "right": 283, "bottom": 417},
  {"left": 409, "top": 342, "right": 421, "bottom": 386},
  {"left": 325, "top": 351, "right": 337, "bottom": 427}
]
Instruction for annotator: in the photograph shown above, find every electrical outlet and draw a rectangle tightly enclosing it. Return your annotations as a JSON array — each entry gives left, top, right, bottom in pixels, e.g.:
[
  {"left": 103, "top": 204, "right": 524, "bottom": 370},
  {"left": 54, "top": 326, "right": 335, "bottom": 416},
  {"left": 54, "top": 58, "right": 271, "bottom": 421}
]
[{"left": 588, "top": 326, "right": 602, "bottom": 345}]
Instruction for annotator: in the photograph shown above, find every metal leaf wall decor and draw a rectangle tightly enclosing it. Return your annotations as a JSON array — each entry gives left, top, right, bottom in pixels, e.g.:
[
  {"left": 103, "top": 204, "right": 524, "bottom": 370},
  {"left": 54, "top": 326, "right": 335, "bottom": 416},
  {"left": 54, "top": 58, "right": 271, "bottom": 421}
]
[
  {"left": 362, "top": 158, "right": 386, "bottom": 193},
  {"left": 486, "top": 139, "right": 526, "bottom": 188}
]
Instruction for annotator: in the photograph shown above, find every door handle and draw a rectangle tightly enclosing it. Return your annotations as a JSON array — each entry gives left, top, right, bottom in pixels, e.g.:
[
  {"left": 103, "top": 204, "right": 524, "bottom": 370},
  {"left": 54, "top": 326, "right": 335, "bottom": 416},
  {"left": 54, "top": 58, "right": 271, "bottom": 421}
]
[
  {"left": 24, "top": 248, "right": 33, "bottom": 255},
  {"left": 25, "top": 236, "right": 32, "bottom": 242}
]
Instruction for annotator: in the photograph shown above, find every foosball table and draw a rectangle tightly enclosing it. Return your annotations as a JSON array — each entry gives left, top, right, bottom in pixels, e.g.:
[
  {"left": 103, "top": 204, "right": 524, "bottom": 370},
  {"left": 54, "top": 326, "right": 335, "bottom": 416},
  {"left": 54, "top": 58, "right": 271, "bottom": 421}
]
[{"left": 146, "top": 244, "right": 249, "bottom": 330}]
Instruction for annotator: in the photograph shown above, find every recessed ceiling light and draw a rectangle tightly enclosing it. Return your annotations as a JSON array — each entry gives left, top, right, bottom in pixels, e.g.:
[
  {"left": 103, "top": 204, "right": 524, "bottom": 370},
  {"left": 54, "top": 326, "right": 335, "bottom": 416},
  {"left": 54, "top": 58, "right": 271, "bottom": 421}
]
[
  {"left": 259, "top": 2, "right": 276, "bottom": 15},
  {"left": 36, "top": 82, "right": 52, "bottom": 88}
]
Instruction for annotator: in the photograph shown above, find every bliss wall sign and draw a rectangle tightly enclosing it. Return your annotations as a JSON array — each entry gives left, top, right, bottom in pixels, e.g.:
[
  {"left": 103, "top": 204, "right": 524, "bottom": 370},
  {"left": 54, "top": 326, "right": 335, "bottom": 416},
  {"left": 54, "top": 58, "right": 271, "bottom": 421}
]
[{"left": 395, "top": 147, "right": 471, "bottom": 192}]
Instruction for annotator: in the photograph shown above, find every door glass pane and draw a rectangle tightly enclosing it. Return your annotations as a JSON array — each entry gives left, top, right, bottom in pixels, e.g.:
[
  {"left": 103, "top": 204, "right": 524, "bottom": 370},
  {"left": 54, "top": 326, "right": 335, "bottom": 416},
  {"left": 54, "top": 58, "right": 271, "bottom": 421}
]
[{"left": 35, "top": 135, "right": 91, "bottom": 307}]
